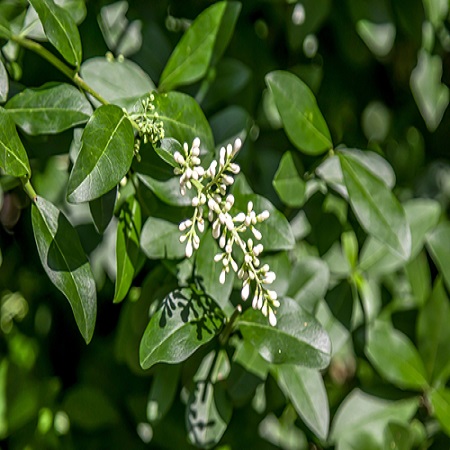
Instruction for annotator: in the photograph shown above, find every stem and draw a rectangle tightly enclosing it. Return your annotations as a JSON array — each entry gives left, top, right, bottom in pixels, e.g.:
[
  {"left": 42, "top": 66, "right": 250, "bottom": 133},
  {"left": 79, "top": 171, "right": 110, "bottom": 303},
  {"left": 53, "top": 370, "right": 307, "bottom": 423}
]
[
  {"left": 11, "top": 35, "right": 109, "bottom": 106},
  {"left": 219, "top": 304, "right": 242, "bottom": 346},
  {"left": 22, "top": 178, "right": 37, "bottom": 202}
]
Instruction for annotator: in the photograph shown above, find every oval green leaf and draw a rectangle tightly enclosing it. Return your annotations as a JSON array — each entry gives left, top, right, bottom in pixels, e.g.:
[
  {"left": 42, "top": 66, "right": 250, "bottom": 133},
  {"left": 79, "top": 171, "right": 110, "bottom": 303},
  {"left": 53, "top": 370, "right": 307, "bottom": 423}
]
[
  {"left": 0, "top": 107, "right": 31, "bottom": 178},
  {"left": 266, "top": 70, "right": 332, "bottom": 155},
  {"left": 238, "top": 297, "right": 331, "bottom": 369},
  {"left": 6, "top": 82, "right": 92, "bottom": 135},
  {"left": 114, "top": 195, "right": 141, "bottom": 303},
  {"left": 140, "top": 217, "right": 185, "bottom": 260},
  {"left": 159, "top": 1, "right": 241, "bottom": 92},
  {"left": 139, "top": 288, "right": 224, "bottom": 370},
  {"left": 31, "top": 196, "right": 96, "bottom": 343},
  {"left": 67, "top": 104, "right": 134, "bottom": 203},
  {"left": 429, "top": 388, "right": 450, "bottom": 437},
  {"left": 29, "top": 0, "right": 82, "bottom": 68},
  {"left": 339, "top": 150, "right": 411, "bottom": 259},
  {"left": 366, "top": 320, "right": 428, "bottom": 390},
  {"left": 273, "top": 365, "right": 329, "bottom": 441}
]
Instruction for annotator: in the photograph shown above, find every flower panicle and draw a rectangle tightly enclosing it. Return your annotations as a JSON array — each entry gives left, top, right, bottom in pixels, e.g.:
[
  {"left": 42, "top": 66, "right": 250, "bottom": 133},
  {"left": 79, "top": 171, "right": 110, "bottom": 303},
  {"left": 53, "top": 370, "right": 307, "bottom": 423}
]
[{"left": 174, "top": 137, "right": 279, "bottom": 326}]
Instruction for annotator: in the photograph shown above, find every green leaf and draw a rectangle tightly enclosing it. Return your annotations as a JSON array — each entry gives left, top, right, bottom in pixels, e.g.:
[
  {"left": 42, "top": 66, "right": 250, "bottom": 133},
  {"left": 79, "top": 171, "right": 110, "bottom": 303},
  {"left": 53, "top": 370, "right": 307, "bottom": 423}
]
[
  {"left": 31, "top": 196, "right": 96, "bottom": 343},
  {"left": 265, "top": 70, "right": 332, "bottom": 155},
  {"left": 359, "top": 198, "right": 441, "bottom": 276},
  {"left": 232, "top": 338, "right": 270, "bottom": 379},
  {"left": 366, "top": 321, "right": 428, "bottom": 390},
  {"left": 426, "top": 222, "right": 450, "bottom": 292},
  {"left": 139, "top": 288, "right": 224, "bottom": 370},
  {"left": 210, "top": 105, "right": 251, "bottom": 149},
  {"left": 159, "top": 2, "right": 241, "bottom": 92},
  {"left": 273, "top": 151, "right": 306, "bottom": 208},
  {"left": 417, "top": 277, "right": 450, "bottom": 383},
  {"left": 232, "top": 193, "right": 295, "bottom": 251},
  {"left": 286, "top": 256, "right": 330, "bottom": 314},
  {"left": 0, "top": 16, "right": 12, "bottom": 39},
  {"left": 114, "top": 196, "right": 141, "bottom": 303},
  {"left": 89, "top": 187, "right": 117, "bottom": 234},
  {"left": 147, "top": 364, "right": 180, "bottom": 424},
  {"left": 67, "top": 104, "right": 134, "bottom": 203},
  {"left": 339, "top": 150, "right": 411, "bottom": 259},
  {"left": 273, "top": 365, "right": 329, "bottom": 441},
  {"left": 429, "top": 388, "right": 450, "bottom": 437},
  {"left": 5, "top": 82, "right": 92, "bottom": 135},
  {"left": 330, "top": 389, "right": 419, "bottom": 448},
  {"left": 140, "top": 217, "right": 185, "bottom": 260},
  {"left": 238, "top": 297, "right": 331, "bottom": 369},
  {"left": 195, "top": 230, "right": 234, "bottom": 312},
  {"left": 80, "top": 57, "right": 154, "bottom": 107},
  {"left": 0, "top": 59, "right": 8, "bottom": 103},
  {"left": 186, "top": 350, "right": 232, "bottom": 449},
  {"left": 0, "top": 107, "right": 31, "bottom": 178},
  {"left": 29, "top": 0, "right": 82, "bottom": 68}
]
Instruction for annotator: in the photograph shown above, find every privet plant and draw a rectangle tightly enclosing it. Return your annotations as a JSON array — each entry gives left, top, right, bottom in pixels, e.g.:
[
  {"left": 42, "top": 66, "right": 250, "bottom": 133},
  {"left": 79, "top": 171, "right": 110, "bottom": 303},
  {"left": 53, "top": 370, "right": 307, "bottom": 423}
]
[{"left": 0, "top": 0, "right": 450, "bottom": 449}]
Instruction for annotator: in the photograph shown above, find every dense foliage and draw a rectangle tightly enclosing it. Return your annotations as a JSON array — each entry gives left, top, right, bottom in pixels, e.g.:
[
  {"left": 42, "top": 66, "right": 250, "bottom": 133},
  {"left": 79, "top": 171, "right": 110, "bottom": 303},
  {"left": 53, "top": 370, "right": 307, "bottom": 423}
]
[{"left": 1, "top": 0, "right": 450, "bottom": 448}]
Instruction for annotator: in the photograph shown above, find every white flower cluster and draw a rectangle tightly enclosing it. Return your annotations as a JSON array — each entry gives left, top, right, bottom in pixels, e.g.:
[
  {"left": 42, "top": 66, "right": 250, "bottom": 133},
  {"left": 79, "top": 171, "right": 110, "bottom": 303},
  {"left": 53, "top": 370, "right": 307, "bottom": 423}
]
[{"left": 174, "top": 137, "right": 279, "bottom": 326}]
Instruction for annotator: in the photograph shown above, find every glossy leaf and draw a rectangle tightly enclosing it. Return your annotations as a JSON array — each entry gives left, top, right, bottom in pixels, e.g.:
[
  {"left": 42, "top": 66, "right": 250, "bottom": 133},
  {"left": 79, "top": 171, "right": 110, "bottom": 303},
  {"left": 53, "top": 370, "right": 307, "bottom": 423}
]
[
  {"left": 366, "top": 321, "right": 428, "bottom": 390},
  {"left": 273, "top": 365, "right": 329, "bottom": 441},
  {"left": 31, "top": 196, "right": 96, "bottom": 343},
  {"left": 140, "top": 217, "right": 185, "bottom": 260},
  {"left": 114, "top": 196, "right": 141, "bottom": 303},
  {"left": 330, "top": 389, "right": 419, "bottom": 448},
  {"left": 417, "top": 277, "right": 450, "bottom": 383},
  {"left": 266, "top": 70, "right": 332, "bottom": 155},
  {"left": 339, "top": 150, "right": 411, "bottom": 259},
  {"left": 0, "top": 59, "right": 8, "bottom": 103},
  {"left": 232, "top": 193, "right": 295, "bottom": 251},
  {"left": 89, "top": 187, "right": 117, "bottom": 234},
  {"left": 67, "top": 105, "right": 134, "bottom": 203},
  {"left": 5, "top": 82, "right": 92, "bottom": 135},
  {"left": 426, "top": 222, "right": 450, "bottom": 291},
  {"left": 29, "top": 0, "right": 82, "bottom": 68},
  {"left": 186, "top": 350, "right": 232, "bottom": 448},
  {"left": 0, "top": 107, "right": 31, "bottom": 178},
  {"left": 139, "top": 288, "right": 224, "bottom": 370},
  {"left": 159, "top": 2, "right": 241, "bottom": 91},
  {"left": 80, "top": 57, "right": 154, "bottom": 107},
  {"left": 286, "top": 256, "right": 330, "bottom": 313},
  {"left": 273, "top": 151, "right": 306, "bottom": 208},
  {"left": 238, "top": 297, "right": 331, "bottom": 369},
  {"left": 429, "top": 388, "right": 450, "bottom": 437}
]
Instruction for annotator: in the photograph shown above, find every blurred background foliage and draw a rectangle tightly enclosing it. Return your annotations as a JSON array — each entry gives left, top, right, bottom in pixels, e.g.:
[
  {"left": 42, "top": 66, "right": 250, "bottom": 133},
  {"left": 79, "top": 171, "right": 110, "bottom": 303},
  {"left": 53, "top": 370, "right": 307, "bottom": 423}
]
[{"left": 0, "top": 0, "right": 450, "bottom": 448}]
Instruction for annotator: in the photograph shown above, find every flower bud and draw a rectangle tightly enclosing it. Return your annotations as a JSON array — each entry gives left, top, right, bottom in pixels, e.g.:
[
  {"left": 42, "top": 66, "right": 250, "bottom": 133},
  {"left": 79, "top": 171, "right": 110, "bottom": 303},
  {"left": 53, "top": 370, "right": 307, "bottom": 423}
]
[
  {"left": 268, "top": 308, "right": 277, "bottom": 326},
  {"left": 241, "top": 281, "right": 250, "bottom": 301},
  {"left": 185, "top": 240, "right": 193, "bottom": 258}
]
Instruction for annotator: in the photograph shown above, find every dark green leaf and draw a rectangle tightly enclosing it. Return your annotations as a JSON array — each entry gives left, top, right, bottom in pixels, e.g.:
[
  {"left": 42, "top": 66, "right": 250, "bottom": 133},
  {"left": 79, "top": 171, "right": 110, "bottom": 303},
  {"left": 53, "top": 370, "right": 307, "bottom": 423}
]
[
  {"left": 429, "top": 388, "right": 450, "bottom": 437},
  {"left": 210, "top": 105, "right": 251, "bottom": 149},
  {"left": 159, "top": 2, "right": 241, "bottom": 91},
  {"left": 0, "top": 107, "right": 31, "bottom": 178},
  {"left": 330, "top": 389, "right": 419, "bottom": 448},
  {"left": 31, "top": 196, "right": 96, "bottom": 343},
  {"left": 238, "top": 297, "right": 331, "bottom": 369},
  {"left": 114, "top": 196, "right": 141, "bottom": 303},
  {"left": 287, "top": 256, "right": 330, "bottom": 314},
  {"left": 426, "top": 222, "right": 450, "bottom": 291},
  {"left": 67, "top": 104, "right": 134, "bottom": 203},
  {"left": 273, "top": 151, "right": 306, "bottom": 208},
  {"left": 339, "top": 150, "right": 411, "bottom": 259},
  {"left": 89, "top": 187, "right": 117, "bottom": 234},
  {"left": 140, "top": 217, "right": 185, "bottom": 260},
  {"left": 0, "top": 16, "right": 12, "bottom": 39},
  {"left": 0, "top": 59, "right": 8, "bottom": 103},
  {"left": 154, "top": 138, "right": 181, "bottom": 168},
  {"left": 5, "top": 82, "right": 92, "bottom": 135},
  {"left": 139, "top": 288, "right": 224, "bottom": 370},
  {"left": 273, "top": 365, "right": 329, "bottom": 440},
  {"left": 266, "top": 70, "right": 332, "bottom": 155},
  {"left": 366, "top": 321, "right": 428, "bottom": 390},
  {"left": 186, "top": 350, "right": 232, "bottom": 449},
  {"left": 233, "top": 193, "right": 295, "bottom": 251},
  {"left": 147, "top": 364, "right": 180, "bottom": 424},
  {"left": 80, "top": 57, "right": 154, "bottom": 107},
  {"left": 417, "top": 277, "right": 450, "bottom": 383},
  {"left": 29, "top": 0, "right": 82, "bottom": 67}
]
